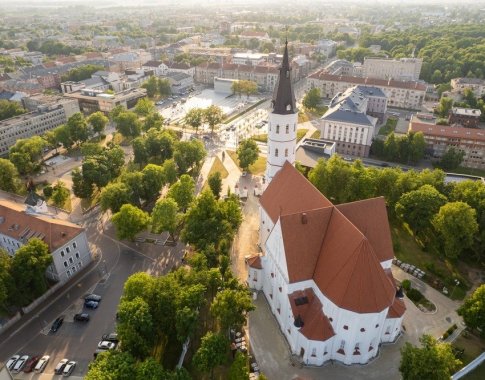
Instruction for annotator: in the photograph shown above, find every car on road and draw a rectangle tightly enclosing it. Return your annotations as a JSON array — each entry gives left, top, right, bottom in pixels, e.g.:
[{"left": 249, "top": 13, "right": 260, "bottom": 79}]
[
  {"left": 34, "top": 355, "right": 50, "bottom": 373},
  {"left": 63, "top": 361, "right": 76, "bottom": 377},
  {"left": 55, "top": 359, "right": 69, "bottom": 375},
  {"left": 98, "top": 340, "right": 116, "bottom": 350},
  {"left": 12, "top": 355, "right": 29, "bottom": 373},
  {"left": 102, "top": 333, "right": 119, "bottom": 342},
  {"left": 84, "top": 300, "right": 99, "bottom": 309},
  {"left": 50, "top": 317, "right": 64, "bottom": 333},
  {"left": 84, "top": 294, "right": 102, "bottom": 302},
  {"left": 6, "top": 355, "right": 20, "bottom": 370},
  {"left": 74, "top": 313, "right": 90, "bottom": 322},
  {"left": 23, "top": 356, "right": 40, "bottom": 373}
]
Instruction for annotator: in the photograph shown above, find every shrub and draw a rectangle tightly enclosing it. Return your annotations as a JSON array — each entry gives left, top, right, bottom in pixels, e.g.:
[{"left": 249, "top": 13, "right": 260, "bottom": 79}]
[
  {"left": 442, "top": 332, "right": 449, "bottom": 340},
  {"left": 402, "top": 279, "right": 411, "bottom": 291},
  {"left": 406, "top": 288, "right": 423, "bottom": 303},
  {"left": 43, "top": 185, "right": 53, "bottom": 198}
]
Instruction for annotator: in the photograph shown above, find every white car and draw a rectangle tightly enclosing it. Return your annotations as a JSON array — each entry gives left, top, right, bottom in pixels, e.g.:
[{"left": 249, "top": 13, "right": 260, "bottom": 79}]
[
  {"left": 6, "top": 355, "right": 20, "bottom": 370},
  {"left": 34, "top": 355, "right": 50, "bottom": 373},
  {"left": 97, "top": 340, "right": 116, "bottom": 350},
  {"left": 12, "top": 355, "right": 29, "bottom": 373},
  {"left": 63, "top": 361, "right": 76, "bottom": 377},
  {"left": 55, "top": 359, "right": 69, "bottom": 375}
]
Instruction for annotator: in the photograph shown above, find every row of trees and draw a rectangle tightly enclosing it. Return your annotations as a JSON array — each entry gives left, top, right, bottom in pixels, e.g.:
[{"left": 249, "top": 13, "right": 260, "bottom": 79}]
[
  {"left": 0, "top": 99, "right": 26, "bottom": 121},
  {"left": 230, "top": 80, "right": 258, "bottom": 98},
  {"left": 308, "top": 155, "right": 485, "bottom": 261},
  {"left": 436, "top": 89, "right": 485, "bottom": 122},
  {"left": 184, "top": 105, "right": 225, "bottom": 135},
  {"left": 60, "top": 64, "right": 105, "bottom": 82},
  {"left": 371, "top": 131, "right": 426, "bottom": 165},
  {"left": 141, "top": 76, "right": 171, "bottom": 98},
  {"left": 0, "top": 239, "right": 53, "bottom": 310}
]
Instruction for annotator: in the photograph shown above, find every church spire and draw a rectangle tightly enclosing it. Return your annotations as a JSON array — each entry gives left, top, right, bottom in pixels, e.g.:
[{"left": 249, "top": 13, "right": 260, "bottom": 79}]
[{"left": 272, "top": 39, "right": 297, "bottom": 115}]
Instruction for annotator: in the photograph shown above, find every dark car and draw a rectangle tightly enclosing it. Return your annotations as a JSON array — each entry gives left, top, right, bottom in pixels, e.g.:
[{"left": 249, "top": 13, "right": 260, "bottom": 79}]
[
  {"left": 74, "top": 313, "right": 90, "bottom": 322},
  {"left": 50, "top": 317, "right": 64, "bottom": 333},
  {"left": 23, "top": 356, "right": 41, "bottom": 373},
  {"left": 84, "top": 294, "right": 102, "bottom": 302},
  {"left": 84, "top": 300, "right": 99, "bottom": 309},
  {"left": 102, "top": 333, "right": 119, "bottom": 343}
]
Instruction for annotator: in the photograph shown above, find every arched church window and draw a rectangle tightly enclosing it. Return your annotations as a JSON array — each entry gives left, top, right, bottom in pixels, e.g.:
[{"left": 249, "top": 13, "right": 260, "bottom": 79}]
[
  {"left": 276, "top": 125, "right": 280, "bottom": 134},
  {"left": 275, "top": 148, "right": 279, "bottom": 157},
  {"left": 286, "top": 125, "right": 289, "bottom": 134},
  {"left": 285, "top": 148, "right": 288, "bottom": 157}
]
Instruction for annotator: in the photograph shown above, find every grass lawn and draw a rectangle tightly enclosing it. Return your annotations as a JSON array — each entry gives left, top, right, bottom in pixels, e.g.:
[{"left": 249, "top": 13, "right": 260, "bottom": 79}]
[
  {"left": 378, "top": 117, "right": 398, "bottom": 136},
  {"left": 298, "top": 110, "right": 310, "bottom": 123},
  {"left": 227, "top": 150, "right": 266, "bottom": 175},
  {"left": 311, "top": 130, "right": 321, "bottom": 139},
  {"left": 391, "top": 222, "right": 469, "bottom": 300},
  {"left": 48, "top": 196, "right": 72, "bottom": 213},
  {"left": 80, "top": 191, "right": 101, "bottom": 213},
  {"left": 202, "top": 156, "right": 229, "bottom": 192},
  {"left": 453, "top": 332, "right": 485, "bottom": 365},
  {"left": 252, "top": 133, "right": 268, "bottom": 143},
  {"left": 297, "top": 129, "right": 308, "bottom": 142}
]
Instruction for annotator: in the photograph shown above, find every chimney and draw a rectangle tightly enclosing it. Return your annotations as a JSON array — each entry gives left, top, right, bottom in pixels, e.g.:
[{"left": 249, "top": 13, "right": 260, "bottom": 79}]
[{"left": 301, "top": 213, "right": 308, "bottom": 224}]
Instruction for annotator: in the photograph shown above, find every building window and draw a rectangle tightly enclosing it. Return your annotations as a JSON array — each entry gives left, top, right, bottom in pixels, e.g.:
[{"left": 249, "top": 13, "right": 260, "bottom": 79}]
[
  {"left": 60, "top": 250, "right": 65, "bottom": 257},
  {"left": 72, "top": 266, "right": 76, "bottom": 273},
  {"left": 360, "top": 328, "right": 365, "bottom": 332},
  {"left": 276, "top": 125, "right": 280, "bottom": 134},
  {"left": 67, "top": 270, "right": 71, "bottom": 277},
  {"left": 64, "top": 261, "right": 68, "bottom": 267},
  {"left": 75, "top": 252, "right": 80, "bottom": 259},
  {"left": 343, "top": 325, "right": 349, "bottom": 330},
  {"left": 311, "top": 348, "right": 317, "bottom": 357},
  {"left": 275, "top": 149, "right": 279, "bottom": 157},
  {"left": 285, "top": 148, "right": 288, "bottom": 157},
  {"left": 337, "top": 340, "right": 345, "bottom": 355},
  {"left": 69, "top": 257, "right": 73, "bottom": 264},
  {"left": 385, "top": 326, "right": 391, "bottom": 335},
  {"left": 353, "top": 343, "right": 361, "bottom": 355},
  {"left": 375, "top": 324, "right": 379, "bottom": 328},
  {"left": 286, "top": 125, "right": 289, "bottom": 134},
  {"left": 66, "top": 247, "right": 70, "bottom": 253}
]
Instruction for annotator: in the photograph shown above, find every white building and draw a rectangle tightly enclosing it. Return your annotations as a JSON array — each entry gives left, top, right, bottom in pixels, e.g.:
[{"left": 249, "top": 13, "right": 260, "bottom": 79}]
[
  {"left": 232, "top": 53, "right": 266, "bottom": 66},
  {"left": 363, "top": 58, "right": 422, "bottom": 81},
  {"left": 248, "top": 42, "right": 404, "bottom": 367},
  {"left": 451, "top": 77, "right": 485, "bottom": 98},
  {"left": 0, "top": 199, "right": 92, "bottom": 283},
  {"left": 307, "top": 71, "right": 426, "bottom": 109},
  {"left": 0, "top": 99, "right": 79, "bottom": 156},
  {"left": 315, "top": 39, "right": 337, "bottom": 58}
]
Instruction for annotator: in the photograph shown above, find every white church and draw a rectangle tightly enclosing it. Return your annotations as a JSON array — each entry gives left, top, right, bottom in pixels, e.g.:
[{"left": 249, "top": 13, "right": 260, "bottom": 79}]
[{"left": 247, "top": 41, "right": 405, "bottom": 366}]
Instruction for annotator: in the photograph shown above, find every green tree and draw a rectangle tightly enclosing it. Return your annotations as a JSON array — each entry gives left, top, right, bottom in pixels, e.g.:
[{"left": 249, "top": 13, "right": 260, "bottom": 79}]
[
  {"left": 143, "top": 112, "right": 164, "bottom": 132},
  {"left": 51, "top": 181, "right": 70, "bottom": 209},
  {"left": 61, "top": 64, "right": 105, "bottom": 82},
  {"left": 132, "top": 137, "right": 148, "bottom": 165},
  {"left": 117, "top": 296, "right": 155, "bottom": 358},
  {"left": 0, "top": 158, "right": 19, "bottom": 193},
  {"left": 100, "top": 183, "right": 132, "bottom": 213},
  {"left": 0, "top": 99, "right": 26, "bottom": 121},
  {"left": 437, "top": 97, "right": 453, "bottom": 118},
  {"left": 303, "top": 87, "right": 321, "bottom": 110},
  {"left": 120, "top": 172, "right": 145, "bottom": 206},
  {"left": 193, "top": 332, "right": 228, "bottom": 379},
  {"left": 111, "top": 204, "right": 150, "bottom": 241},
  {"left": 158, "top": 78, "right": 171, "bottom": 96},
  {"left": 175, "top": 306, "right": 199, "bottom": 343},
  {"left": 10, "top": 238, "right": 53, "bottom": 306},
  {"left": 141, "top": 76, "right": 159, "bottom": 98},
  {"left": 458, "top": 284, "right": 485, "bottom": 337},
  {"left": 204, "top": 105, "right": 224, "bottom": 134},
  {"left": 87, "top": 111, "right": 109, "bottom": 135},
  {"left": 85, "top": 351, "right": 137, "bottom": 380},
  {"left": 399, "top": 335, "right": 461, "bottom": 380},
  {"left": 395, "top": 185, "right": 447, "bottom": 236},
  {"left": 134, "top": 98, "right": 156, "bottom": 117},
  {"left": 208, "top": 172, "right": 222, "bottom": 199},
  {"left": 141, "top": 164, "right": 165, "bottom": 201},
  {"left": 237, "top": 139, "right": 259, "bottom": 172},
  {"left": 52, "top": 124, "right": 73, "bottom": 149},
  {"left": 162, "top": 159, "right": 178, "bottom": 185},
  {"left": 0, "top": 249, "right": 13, "bottom": 309},
  {"left": 211, "top": 288, "right": 255, "bottom": 331},
  {"left": 184, "top": 107, "right": 204, "bottom": 134},
  {"left": 438, "top": 147, "right": 465, "bottom": 170},
  {"left": 173, "top": 140, "right": 206, "bottom": 174},
  {"left": 66, "top": 112, "right": 90, "bottom": 146},
  {"left": 80, "top": 143, "right": 104, "bottom": 157},
  {"left": 167, "top": 174, "right": 195, "bottom": 212},
  {"left": 9, "top": 136, "right": 46, "bottom": 174},
  {"left": 229, "top": 352, "right": 249, "bottom": 380},
  {"left": 71, "top": 168, "right": 94, "bottom": 199},
  {"left": 151, "top": 198, "right": 179, "bottom": 241},
  {"left": 432, "top": 201, "right": 478, "bottom": 259},
  {"left": 135, "top": 357, "right": 168, "bottom": 380},
  {"left": 115, "top": 111, "right": 142, "bottom": 138}
]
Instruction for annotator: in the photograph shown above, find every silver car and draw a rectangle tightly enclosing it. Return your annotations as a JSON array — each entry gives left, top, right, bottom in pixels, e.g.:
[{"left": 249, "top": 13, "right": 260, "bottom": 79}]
[
  {"left": 34, "top": 355, "right": 50, "bottom": 373},
  {"left": 63, "top": 361, "right": 76, "bottom": 377},
  {"left": 12, "top": 355, "right": 29, "bottom": 373}
]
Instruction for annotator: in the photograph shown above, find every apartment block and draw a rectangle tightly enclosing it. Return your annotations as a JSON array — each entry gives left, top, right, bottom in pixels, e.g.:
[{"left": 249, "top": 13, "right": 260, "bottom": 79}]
[{"left": 363, "top": 58, "right": 422, "bottom": 81}]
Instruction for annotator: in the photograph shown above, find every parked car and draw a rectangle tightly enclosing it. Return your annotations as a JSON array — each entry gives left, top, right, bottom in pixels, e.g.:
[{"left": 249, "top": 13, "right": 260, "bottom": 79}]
[
  {"left": 50, "top": 317, "right": 64, "bottom": 333},
  {"left": 34, "top": 355, "right": 50, "bottom": 373},
  {"left": 101, "top": 333, "right": 119, "bottom": 342},
  {"left": 97, "top": 340, "right": 116, "bottom": 350},
  {"left": 84, "top": 294, "right": 102, "bottom": 302},
  {"left": 6, "top": 355, "right": 20, "bottom": 370},
  {"left": 84, "top": 300, "right": 99, "bottom": 309},
  {"left": 63, "top": 361, "right": 76, "bottom": 377},
  {"left": 23, "top": 356, "right": 41, "bottom": 373},
  {"left": 55, "top": 359, "right": 69, "bottom": 375},
  {"left": 74, "top": 313, "right": 90, "bottom": 322},
  {"left": 12, "top": 355, "right": 29, "bottom": 373}
]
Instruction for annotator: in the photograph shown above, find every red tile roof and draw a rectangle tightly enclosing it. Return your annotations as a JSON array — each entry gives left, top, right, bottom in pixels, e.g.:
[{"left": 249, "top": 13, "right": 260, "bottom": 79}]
[
  {"left": 0, "top": 200, "right": 84, "bottom": 252},
  {"left": 387, "top": 297, "right": 406, "bottom": 318},
  {"left": 288, "top": 288, "right": 335, "bottom": 341},
  {"left": 410, "top": 122, "right": 485, "bottom": 142},
  {"left": 247, "top": 255, "right": 263, "bottom": 269},
  {"left": 260, "top": 161, "right": 332, "bottom": 223},
  {"left": 308, "top": 71, "right": 427, "bottom": 91}
]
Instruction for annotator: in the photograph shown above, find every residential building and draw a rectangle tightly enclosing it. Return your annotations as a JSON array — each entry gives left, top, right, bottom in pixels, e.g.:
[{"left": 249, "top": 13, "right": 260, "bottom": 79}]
[
  {"left": 450, "top": 77, "right": 485, "bottom": 98},
  {"left": 0, "top": 199, "right": 92, "bottom": 283},
  {"left": 409, "top": 119, "right": 485, "bottom": 169},
  {"left": 165, "top": 72, "right": 194, "bottom": 94},
  {"left": 214, "top": 77, "right": 237, "bottom": 94},
  {"left": 64, "top": 87, "right": 146, "bottom": 114},
  {"left": 238, "top": 30, "right": 270, "bottom": 41},
  {"left": 0, "top": 99, "right": 79, "bottom": 156},
  {"left": 163, "top": 61, "right": 196, "bottom": 78},
  {"left": 315, "top": 39, "right": 337, "bottom": 58},
  {"left": 322, "top": 60, "right": 359, "bottom": 76},
  {"left": 449, "top": 107, "right": 482, "bottom": 128},
  {"left": 362, "top": 58, "right": 423, "bottom": 81},
  {"left": 233, "top": 53, "right": 266, "bottom": 66},
  {"left": 319, "top": 86, "right": 381, "bottom": 158},
  {"left": 307, "top": 71, "right": 426, "bottom": 109},
  {"left": 142, "top": 60, "right": 167, "bottom": 76}
]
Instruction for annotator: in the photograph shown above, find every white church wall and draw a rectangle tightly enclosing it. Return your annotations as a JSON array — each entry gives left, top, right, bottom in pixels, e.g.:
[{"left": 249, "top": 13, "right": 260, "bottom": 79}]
[
  {"left": 380, "top": 259, "right": 393, "bottom": 270},
  {"left": 381, "top": 316, "right": 403, "bottom": 343},
  {"left": 259, "top": 206, "right": 274, "bottom": 253},
  {"left": 247, "top": 267, "right": 263, "bottom": 290}
]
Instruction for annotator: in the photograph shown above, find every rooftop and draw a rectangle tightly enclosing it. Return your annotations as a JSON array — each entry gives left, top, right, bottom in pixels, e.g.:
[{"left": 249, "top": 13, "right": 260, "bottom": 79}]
[{"left": 410, "top": 122, "right": 485, "bottom": 142}]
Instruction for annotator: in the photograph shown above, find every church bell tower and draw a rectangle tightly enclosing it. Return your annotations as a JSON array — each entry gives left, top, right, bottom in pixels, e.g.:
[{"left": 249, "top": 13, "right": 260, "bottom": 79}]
[{"left": 265, "top": 39, "right": 298, "bottom": 186}]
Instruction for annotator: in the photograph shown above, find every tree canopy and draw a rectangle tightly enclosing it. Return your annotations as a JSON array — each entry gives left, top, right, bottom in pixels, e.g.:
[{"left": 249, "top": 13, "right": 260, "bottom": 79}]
[
  {"left": 237, "top": 139, "right": 259, "bottom": 172},
  {"left": 111, "top": 204, "right": 150, "bottom": 241},
  {"left": 458, "top": 284, "right": 485, "bottom": 337}
]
